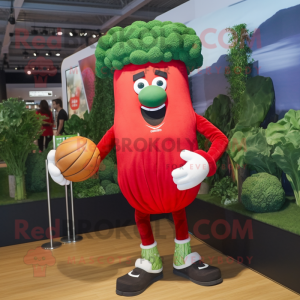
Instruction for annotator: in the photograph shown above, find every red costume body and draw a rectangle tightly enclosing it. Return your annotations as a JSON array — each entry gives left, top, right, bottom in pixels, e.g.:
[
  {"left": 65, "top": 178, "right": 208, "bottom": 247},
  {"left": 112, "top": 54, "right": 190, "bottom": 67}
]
[{"left": 97, "top": 60, "right": 228, "bottom": 245}]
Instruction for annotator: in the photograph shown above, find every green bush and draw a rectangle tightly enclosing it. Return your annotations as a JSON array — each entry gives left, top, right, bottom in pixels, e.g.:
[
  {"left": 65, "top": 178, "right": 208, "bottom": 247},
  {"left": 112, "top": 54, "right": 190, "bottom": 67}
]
[
  {"left": 73, "top": 177, "right": 104, "bottom": 198},
  {"left": 227, "top": 127, "right": 281, "bottom": 179},
  {"left": 0, "top": 98, "right": 45, "bottom": 200},
  {"left": 101, "top": 179, "right": 112, "bottom": 189},
  {"left": 210, "top": 176, "right": 238, "bottom": 205},
  {"left": 197, "top": 94, "right": 232, "bottom": 188},
  {"left": 25, "top": 142, "right": 53, "bottom": 193},
  {"left": 98, "top": 158, "right": 115, "bottom": 182},
  {"left": 204, "top": 94, "right": 232, "bottom": 136},
  {"left": 25, "top": 153, "right": 47, "bottom": 192},
  {"left": 89, "top": 76, "right": 116, "bottom": 163},
  {"left": 225, "top": 24, "right": 254, "bottom": 126},
  {"left": 113, "top": 169, "right": 118, "bottom": 184},
  {"left": 266, "top": 109, "right": 300, "bottom": 205},
  {"left": 230, "top": 76, "right": 275, "bottom": 137},
  {"left": 76, "top": 185, "right": 105, "bottom": 198},
  {"left": 105, "top": 183, "right": 120, "bottom": 195},
  {"left": 241, "top": 173, "right": 285, "bottom": 212},
  {"left": 64, "top": 110, "right": 91, "bottom": 138}
]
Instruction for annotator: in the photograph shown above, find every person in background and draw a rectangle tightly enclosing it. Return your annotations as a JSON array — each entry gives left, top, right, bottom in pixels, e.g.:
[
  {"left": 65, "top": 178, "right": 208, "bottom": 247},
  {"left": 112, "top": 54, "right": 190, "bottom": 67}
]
[
  {"left": 52, "top": 98, "right": 68, "bottom": 136},
  {"left": 36, "top": 100, "right": 53, "bottom": 152}
]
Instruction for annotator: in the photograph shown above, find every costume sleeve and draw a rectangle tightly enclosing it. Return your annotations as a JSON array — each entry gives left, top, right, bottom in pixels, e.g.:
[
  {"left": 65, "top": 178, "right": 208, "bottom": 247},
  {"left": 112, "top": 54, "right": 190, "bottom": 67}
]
[
  {"left": 96, "top": 125, "right": 115, "bottom": 161},
  {"left": 194, "top": 113, "right": 228, "bottom": 177}
]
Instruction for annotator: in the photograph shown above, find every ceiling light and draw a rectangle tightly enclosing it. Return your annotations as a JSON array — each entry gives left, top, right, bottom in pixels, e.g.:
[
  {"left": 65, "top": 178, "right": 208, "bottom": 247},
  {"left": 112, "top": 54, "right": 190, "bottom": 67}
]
[
  {"left": 69, "top": 30, "right": 78, "bottom": 37},
  {"left": 15, "top": 67, "right": 18, "bottom": 70},
  {"left": 56, "top": 28, "right": 63, "bottom": 36},
  {"left": 45, "top": 51, "right": 52, "bottom": 57},
  {"left": 84, "top": 32, "right": 88, "bottom": 37},
  {"left": 56, "top": 52, "right": 61, "bottom": 57},
  {"left": 33, "top": 51, "right": 39, "bottom": 57},
  {"left": 27, "top": 70, "right": 31, "bottom": 75}
]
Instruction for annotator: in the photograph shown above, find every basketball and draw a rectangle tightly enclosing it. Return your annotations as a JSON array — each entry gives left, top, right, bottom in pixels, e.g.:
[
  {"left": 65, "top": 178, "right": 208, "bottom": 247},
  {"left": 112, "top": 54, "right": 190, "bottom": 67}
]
[{"left": 54, "top": 136, "right": 101, "bottom": 182}]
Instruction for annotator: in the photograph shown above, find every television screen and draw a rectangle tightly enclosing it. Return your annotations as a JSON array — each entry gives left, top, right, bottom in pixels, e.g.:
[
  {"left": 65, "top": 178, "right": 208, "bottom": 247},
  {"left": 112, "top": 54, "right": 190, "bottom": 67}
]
[{"left": 65, "top": 66, "right": 88, "bottom": 118}]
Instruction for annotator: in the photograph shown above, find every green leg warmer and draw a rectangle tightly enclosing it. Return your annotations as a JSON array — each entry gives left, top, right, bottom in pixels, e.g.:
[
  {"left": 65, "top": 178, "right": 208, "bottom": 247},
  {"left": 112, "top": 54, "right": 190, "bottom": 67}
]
[
  {"left": 173, "top": 241, "right": 191, "bottom": 266},
  {"left": 141, "top": 245, "right": 163, "bottom": 270}
]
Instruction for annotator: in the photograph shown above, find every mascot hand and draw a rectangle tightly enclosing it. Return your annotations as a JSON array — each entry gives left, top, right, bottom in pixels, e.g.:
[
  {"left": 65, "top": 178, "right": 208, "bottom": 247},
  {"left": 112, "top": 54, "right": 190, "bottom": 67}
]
[
  {"left": 172, "top": 150, "right": 209, "bottom": 191},
  {"left": 47, "top": 150, "right": 70, "bottom": 186}
]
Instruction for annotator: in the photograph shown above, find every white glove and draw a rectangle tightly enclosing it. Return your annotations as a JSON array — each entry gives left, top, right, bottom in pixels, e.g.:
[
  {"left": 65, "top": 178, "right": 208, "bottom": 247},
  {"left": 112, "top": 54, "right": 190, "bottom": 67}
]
[
  {"left": 172, "top": 150, "right": 209, "bottom": 191},
  {"left": 47, "top": 150, "right": 70, "bottom": 186}
]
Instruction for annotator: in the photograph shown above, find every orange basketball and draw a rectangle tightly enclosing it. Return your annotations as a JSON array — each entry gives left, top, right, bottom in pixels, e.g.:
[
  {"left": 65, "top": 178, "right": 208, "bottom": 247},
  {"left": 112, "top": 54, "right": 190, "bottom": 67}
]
[{"left": 55, "top": 136, "right": 101, "bottom": 182}]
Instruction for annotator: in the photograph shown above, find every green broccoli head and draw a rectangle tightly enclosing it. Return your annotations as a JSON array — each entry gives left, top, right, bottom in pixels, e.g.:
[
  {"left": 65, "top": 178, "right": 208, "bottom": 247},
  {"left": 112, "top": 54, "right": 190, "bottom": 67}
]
[
  {"left": 241, "top": 172, "right": 285, "bottom": 213},
  {"left": 95, "top": 20, "right": 203, "bottom": 79},
  {"left": 105, "top": 183, "right": 121, "bottom": 195}
]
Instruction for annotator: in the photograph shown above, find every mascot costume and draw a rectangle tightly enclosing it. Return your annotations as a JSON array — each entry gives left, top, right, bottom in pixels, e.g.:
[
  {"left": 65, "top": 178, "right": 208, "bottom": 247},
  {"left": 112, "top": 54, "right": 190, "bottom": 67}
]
[{"left": 47, "top": 20, "right": 228, "bottom": 296}]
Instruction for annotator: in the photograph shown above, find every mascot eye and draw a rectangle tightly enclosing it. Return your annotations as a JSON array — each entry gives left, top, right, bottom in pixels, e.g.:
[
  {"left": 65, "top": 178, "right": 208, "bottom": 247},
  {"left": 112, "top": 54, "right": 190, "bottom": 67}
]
[
  {"left": 134, "top": 79, "right": 149, "bottom": 94},
  {"left": 152, "top": 77, "right": 167, "bottom": 90}
]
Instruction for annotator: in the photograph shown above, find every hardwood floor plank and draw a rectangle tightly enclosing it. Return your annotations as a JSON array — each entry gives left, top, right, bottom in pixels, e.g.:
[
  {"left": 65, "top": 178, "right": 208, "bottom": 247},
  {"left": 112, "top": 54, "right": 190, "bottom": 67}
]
[{"left": 0, "top": 219, "right": 298, "bottom": 300}]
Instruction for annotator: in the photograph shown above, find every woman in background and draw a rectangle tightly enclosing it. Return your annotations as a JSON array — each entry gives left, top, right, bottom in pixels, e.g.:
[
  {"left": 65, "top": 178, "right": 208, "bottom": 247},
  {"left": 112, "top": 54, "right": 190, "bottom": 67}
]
[{"left": 36, "top": 100, "right": 53, "bottom": 152}]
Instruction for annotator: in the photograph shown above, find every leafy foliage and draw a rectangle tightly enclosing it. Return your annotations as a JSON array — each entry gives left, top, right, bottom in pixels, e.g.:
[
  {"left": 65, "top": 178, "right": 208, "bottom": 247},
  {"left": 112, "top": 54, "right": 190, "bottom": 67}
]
[
  {"left": 228, "top": 127, "right": 281, "bottom": 179},
  {"left": 105, "top": 183, "right": 120, "bottom": 195},
  {"left": 89, "top": 76, "right": 116, "bottom": 163},
  {"left": 204, "top": 94, "right": 232, "bottom": 136},
  {"left": 197, "top": 94, "right": 232, "bottom": 187},
  {"left": 98, "top": 158, "right": 116, "bottom": 182},
  {"left": 210, "top": 176, "right": 238, "bottom": 205},
  {"left": 113, "top": 168, "right": 118, "bottom": 184},
  {"left": 241, "top": 173, "right": 285, "bottom": 212},
  {"left": 225, "top": 24, "right": 254, "bottom": 126},
  {"left": 100, "top": 179, "right": 112, "bottom": 189},
  {"left": 0, "top": 98, "right": 45, "bottom": 200},
  {"left": 64, "top": 110, "right": 91, "bottom": 138},
  {"left": 230, "top": 76, "right": 275, "bottom": 137},
  {"left": 266, "top": 110, "right": 300, "bottom": 205},
  {"left": 73, "top": 177, "right": 105, "bottom": 198},
  {"left": 25, "top": 142, "right": 53, "bottom": 193}
]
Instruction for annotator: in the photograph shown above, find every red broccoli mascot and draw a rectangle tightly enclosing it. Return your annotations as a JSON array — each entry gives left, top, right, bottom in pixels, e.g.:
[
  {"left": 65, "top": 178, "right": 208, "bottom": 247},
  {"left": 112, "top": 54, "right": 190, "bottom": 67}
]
[{"left": 50, "top": 20, "right": 228, "bottom": 296}]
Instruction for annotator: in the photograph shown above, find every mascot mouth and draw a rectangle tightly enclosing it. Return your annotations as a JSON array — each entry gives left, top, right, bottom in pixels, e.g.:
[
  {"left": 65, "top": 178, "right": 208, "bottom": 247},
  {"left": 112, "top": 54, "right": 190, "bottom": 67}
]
[{"left": 141, "top": 104, "right": 166, "bottom": 126}]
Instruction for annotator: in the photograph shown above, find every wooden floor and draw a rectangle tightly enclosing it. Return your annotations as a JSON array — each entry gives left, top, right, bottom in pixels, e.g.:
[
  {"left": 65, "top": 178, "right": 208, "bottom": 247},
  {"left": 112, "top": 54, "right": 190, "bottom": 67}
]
[{"left": 0, "top": 219, "right": 298, "bottom": 300}]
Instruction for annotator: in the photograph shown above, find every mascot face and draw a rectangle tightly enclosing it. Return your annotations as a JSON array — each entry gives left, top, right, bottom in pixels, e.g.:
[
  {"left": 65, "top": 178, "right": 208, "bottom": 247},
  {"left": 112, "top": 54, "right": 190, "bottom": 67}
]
[
  {"left": 113, "top": 60, "right": 194, "bottom": 128},
  {"left": 113, "top": 60, "right": 200, "bottom": 214}
]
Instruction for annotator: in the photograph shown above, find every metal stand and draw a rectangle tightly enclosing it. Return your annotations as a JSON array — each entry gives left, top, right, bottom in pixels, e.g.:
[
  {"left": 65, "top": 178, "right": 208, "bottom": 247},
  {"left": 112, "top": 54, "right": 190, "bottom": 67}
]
[
  {"left": 61, "top": 182, "right": 83, "bottom": 243},
  {"left": 60, "top": 185, "right": 72, "bottom": 243},
  {"left": 42, "top": 160, "right": 62, "bottom": 250}
]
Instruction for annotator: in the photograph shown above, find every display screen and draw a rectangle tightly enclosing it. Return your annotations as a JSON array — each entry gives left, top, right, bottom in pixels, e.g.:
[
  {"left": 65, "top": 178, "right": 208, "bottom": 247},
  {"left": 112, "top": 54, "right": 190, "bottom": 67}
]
[
  {"left": 65, "top": 66, "right": 88, "bottom": 118},
  {"left": 79, "top": 54, "right": 96, "bottom": 112},
  {"left": 29, "top": 91, "right": 53, "bottom": 97}
]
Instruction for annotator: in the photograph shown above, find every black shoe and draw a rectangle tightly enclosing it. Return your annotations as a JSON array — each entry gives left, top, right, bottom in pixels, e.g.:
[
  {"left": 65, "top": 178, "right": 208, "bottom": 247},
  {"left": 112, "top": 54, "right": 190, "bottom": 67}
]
[
  {"left": 173, "top": 256, "right": 222, "bottom": 286},
  {"left": 116, "top": 259, "right": 163, "bottom": 296}
]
